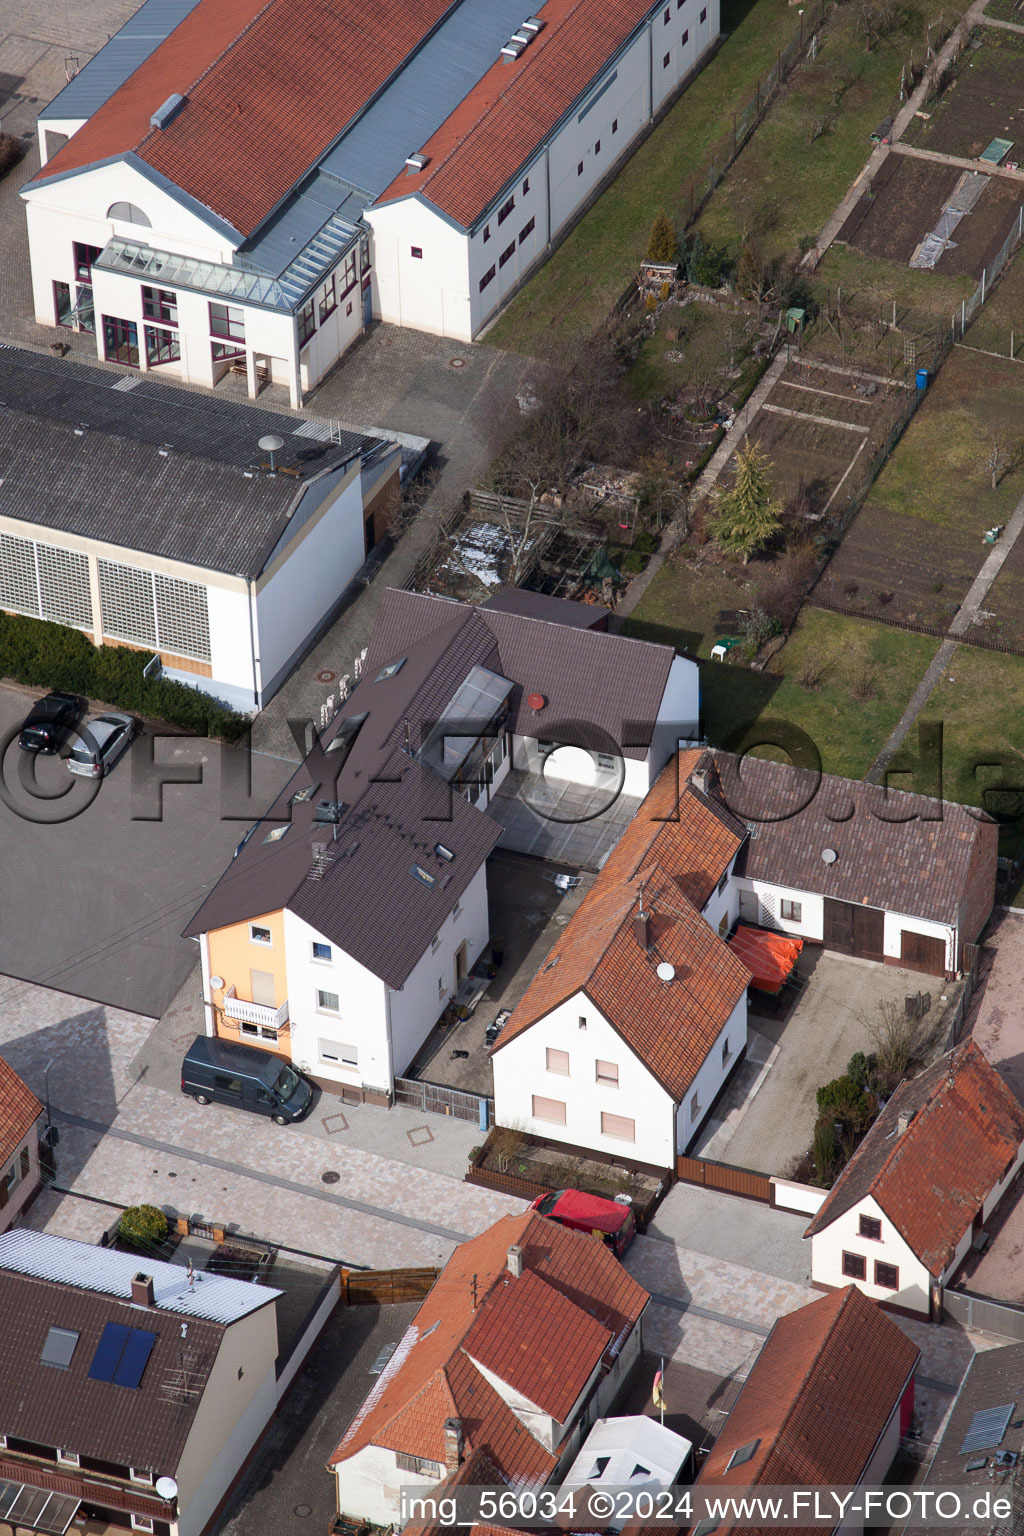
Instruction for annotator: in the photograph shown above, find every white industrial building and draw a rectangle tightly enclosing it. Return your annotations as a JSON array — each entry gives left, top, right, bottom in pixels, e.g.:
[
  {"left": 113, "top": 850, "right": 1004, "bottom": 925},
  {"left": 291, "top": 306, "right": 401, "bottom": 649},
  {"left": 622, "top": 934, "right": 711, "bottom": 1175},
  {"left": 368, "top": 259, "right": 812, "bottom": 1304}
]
[
  {"left": 21, "top": 0, "right": 720, "bottom": 402},
  {"left": 0, "top": 348, "right": 403, "bottom": 711}
]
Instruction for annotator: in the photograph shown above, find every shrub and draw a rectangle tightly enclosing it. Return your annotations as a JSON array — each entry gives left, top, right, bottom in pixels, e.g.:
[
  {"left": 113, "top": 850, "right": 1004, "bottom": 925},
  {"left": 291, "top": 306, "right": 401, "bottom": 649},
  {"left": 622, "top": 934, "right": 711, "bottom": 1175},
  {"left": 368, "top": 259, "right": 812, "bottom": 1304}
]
[
  {"left": 646, "top": 209, "right": 678, "bottom": 264},
  {"left": 0, "top": 611, "right": 248, "bottom": 740},
  {"left": 118, "top": 1204, "right": 168, "bottom": 1249},
  {"left": 634, "top": 531, "right": 657, "bottom": 555},
  {"left": 621, "top": 550, "right": 646, "bottom": 574},
  {"left": 686, "top": 232, "right": 725, "bottom": 287},
  {"left": 0, "top": 132, "right": 24, "bottom": 178},
  {"left": 812, "top": 1116, "right": 840, "bottom": 1185},
  {"left": 816, "top": 1074, "right": 874, "bottom": 1133},
  {"left": 846, "top": 1051, "right": 871, "bottom": 1091},
  {"left": 659, "top": 280, "right": 671, "bottom": 302},
  {"left": 645, "top": 292, "right": 658, "bottom": 313}
]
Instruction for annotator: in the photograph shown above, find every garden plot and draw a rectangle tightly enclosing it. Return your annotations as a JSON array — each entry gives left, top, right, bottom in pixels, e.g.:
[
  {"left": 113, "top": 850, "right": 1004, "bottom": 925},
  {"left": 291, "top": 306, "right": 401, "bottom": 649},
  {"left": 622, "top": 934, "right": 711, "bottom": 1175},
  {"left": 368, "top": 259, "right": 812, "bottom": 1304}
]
[
  {"left": 904, "top": 29, "right": 1024, "bottom": 161},
  {"left": 727, "top": 358, "right": 908, "bottom": 512},
  {"left": 838, "top": 153, "right": 1023, "bottom": 280},
  {"left": 428, "top": 520, "right": 532, "bottom": 599},
  {"left": 969, "top": 534, "right": 1024, "bottom": 647},
  {"left": 813, "top": 504, "right": 984, "bottom": 626}
]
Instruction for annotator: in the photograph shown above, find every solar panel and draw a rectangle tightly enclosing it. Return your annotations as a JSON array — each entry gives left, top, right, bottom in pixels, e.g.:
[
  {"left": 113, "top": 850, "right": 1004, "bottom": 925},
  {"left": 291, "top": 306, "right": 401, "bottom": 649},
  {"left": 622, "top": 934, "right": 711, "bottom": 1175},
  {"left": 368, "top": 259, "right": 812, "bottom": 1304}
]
[
  {"left": 960, "top": 1403, "right": 1016, "bottom": 1455},
  {"left": 114, "top": 1327, "right": 157, "bottom": 1389},
  {"left": 87, "top": 1321, "right": 156, "bottom": 1388},
  {"left": 88, "top": 1321, "right": 131, "bottom": 1382},
  {"left": 40, "top": 1325, "right": 79, "bottom": 1370}
]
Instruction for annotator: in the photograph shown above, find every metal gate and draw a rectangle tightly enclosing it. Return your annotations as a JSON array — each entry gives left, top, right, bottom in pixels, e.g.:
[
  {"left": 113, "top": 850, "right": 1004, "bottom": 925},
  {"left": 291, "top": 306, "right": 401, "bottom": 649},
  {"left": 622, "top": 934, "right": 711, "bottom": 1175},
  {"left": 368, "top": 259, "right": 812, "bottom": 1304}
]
[
  {"left": 394, "top": 1076, "right": 493, "bottom": 1125},
  {"left": 943, "top": 1289, "right": 1024, "bottom": 1341}
]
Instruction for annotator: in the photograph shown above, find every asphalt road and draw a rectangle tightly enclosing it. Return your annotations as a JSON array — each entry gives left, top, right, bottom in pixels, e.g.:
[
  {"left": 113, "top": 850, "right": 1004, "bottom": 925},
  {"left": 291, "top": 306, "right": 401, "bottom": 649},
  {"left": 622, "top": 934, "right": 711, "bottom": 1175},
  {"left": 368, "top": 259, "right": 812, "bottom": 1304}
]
[{"left": 0, "top": 683, "right": 291, "bottom": 1014}]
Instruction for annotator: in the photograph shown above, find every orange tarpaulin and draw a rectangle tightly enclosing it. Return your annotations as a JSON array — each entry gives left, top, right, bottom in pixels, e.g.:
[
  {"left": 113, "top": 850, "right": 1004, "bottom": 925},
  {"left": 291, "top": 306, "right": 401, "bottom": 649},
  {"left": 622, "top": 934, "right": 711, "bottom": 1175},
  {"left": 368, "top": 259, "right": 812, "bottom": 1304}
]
[{"left": 729, "top": 924, "right": 803, "bottom": 994}]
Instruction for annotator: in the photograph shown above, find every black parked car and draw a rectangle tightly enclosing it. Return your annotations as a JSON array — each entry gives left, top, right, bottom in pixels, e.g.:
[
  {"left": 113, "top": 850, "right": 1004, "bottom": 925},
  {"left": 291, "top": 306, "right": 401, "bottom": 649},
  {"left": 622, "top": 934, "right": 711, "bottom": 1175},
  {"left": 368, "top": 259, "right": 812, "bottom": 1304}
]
[{"left": 18, "top": 691, "right": 85, "bottom": 754}]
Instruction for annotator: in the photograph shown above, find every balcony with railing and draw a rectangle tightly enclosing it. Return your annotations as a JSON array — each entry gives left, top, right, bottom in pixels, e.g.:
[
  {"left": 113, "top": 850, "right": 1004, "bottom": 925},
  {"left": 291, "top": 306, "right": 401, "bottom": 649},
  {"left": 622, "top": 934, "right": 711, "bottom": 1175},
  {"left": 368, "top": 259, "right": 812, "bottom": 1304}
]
[{"left": 221, "top": 985, "right": 289, "bottom": 1031}]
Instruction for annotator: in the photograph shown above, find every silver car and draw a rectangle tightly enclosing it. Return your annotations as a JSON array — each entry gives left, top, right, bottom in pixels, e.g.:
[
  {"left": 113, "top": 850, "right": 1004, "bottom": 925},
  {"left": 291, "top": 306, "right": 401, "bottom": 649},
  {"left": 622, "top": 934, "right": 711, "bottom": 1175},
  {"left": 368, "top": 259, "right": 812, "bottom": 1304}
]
[{"left": 67, "top": 712, "right": 139, "bottom": 778}]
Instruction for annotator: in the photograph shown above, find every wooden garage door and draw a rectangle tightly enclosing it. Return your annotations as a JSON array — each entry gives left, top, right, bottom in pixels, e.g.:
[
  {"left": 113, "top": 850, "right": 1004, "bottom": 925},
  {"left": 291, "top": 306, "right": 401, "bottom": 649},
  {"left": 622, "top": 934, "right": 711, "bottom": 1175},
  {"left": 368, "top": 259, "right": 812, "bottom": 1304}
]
[
  {"left": 900, "top": 930, "right": 947, "bottom": 976},
  {"left": 823, "top": 898, "right": 885, "bottom": 962}
]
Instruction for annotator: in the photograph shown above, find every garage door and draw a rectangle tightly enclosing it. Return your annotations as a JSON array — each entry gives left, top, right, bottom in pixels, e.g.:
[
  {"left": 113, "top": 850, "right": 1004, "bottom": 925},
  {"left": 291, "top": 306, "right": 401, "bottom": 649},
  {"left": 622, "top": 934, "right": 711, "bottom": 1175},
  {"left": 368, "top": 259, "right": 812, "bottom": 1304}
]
[
  {"left": 900, "top": 930, "right": 947, "bottom": 976},
  {"left": 823, "top": 898, "right": 885, "bottom": 962}
]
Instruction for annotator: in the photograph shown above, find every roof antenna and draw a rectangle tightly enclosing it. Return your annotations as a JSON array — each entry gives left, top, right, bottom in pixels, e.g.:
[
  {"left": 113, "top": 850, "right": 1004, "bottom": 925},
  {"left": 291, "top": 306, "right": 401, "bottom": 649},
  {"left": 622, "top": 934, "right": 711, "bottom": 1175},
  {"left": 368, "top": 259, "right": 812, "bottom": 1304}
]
[
  {"left": 471, "top": 1274, "right": 478, "bottom": 1310},
  {"left": 187, "top": 1260, "right": 195, "bottom": 1292},
  {"left": 404, "top": 717, "right": 411, "bottom": 754},
  {"left": 637, "top": 878, "right": 646, "bottom": 918}
]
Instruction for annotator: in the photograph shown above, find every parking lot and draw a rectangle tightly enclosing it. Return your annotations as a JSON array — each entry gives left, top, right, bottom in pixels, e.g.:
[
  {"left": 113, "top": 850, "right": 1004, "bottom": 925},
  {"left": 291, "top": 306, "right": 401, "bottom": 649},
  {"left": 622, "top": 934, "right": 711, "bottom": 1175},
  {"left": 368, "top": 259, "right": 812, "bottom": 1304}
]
[{"left": 0, "top": 682, "right": 291, "bottom": 1014}]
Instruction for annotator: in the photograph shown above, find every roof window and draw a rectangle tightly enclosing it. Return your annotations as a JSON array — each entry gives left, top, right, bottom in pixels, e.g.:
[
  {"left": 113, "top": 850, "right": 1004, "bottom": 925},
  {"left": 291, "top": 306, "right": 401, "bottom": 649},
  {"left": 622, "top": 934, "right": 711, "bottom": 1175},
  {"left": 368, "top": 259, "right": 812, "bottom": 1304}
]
[
  {"left": 726, "top": 1439, "right": 761, "bottom": 1470},
  {"left": 40, "top": 1326, "right": 79, "bottom": 1370},
  {"left": 410, "top": 863, "right": 437, "bottom": 888},
  {"left": 263, "top": 825, "right": 290, "bottom": 844},
  {"left": 434, "top": 843, "right": 455, "bottom": 862},
  {"left": 291, "top": 783, "right": 320, "bottom": 804},
  {"left": 375, "top": 659, "right": 406, "bottom": 681}
]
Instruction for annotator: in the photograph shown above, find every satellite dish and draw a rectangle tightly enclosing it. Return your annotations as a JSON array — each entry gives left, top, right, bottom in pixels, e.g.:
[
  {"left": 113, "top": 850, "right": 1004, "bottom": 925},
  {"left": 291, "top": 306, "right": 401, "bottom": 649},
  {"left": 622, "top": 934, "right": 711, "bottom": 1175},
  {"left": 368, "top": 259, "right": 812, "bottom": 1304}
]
[
  {"left": 209, "top": 976, "right": 224, "bottom": 990},
  {"left": 257, "top": 434, "right": 285, "bottom": 472},
  {"left": 156, "top": 1478, "right": 178, "bottom": 1501},
  {"left": 656, "top": 962, "right": 676, "bottom": 982},
  {"left": 822, "top": 847, "right": 838, "bottom": 864}
]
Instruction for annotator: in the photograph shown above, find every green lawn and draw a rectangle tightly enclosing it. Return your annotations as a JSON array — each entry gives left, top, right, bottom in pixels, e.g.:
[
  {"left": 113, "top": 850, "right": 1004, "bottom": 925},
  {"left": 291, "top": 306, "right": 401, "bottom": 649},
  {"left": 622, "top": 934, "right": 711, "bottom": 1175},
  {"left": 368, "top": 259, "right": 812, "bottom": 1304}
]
[
  {"left": 964, "top": 242, "right": 1024, "bottom": 358},
  {"left": 868, "top": 347, "right": 1024, "bottom": 532},
  {"left": 919, "top": 643, "right": 1024, "bottom": 857},
  {"left": 485, "top": 0, "right": 799, "bottom": 355},
  {"left": 623, "top": 545, "right": 759, "bottom": 657},
  {"left": 701, "top": 607, "right": 941, "bottom": 778},
  {"left": 810, "top": 241, "right": 974, "bottom": 319},
  {"left": 696, "top": 5, "right": 931, "bottom": 266}
]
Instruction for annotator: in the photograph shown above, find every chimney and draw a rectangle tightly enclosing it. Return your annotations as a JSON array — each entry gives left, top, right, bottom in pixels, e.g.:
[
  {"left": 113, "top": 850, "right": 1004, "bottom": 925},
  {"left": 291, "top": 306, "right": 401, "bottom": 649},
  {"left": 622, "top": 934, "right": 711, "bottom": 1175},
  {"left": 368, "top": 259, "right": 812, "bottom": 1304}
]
[
  {"left": 131, "top": 1273, "right": 155, "bottom": 1307},
  {"left": 633, "top": 911, "right": 650, "bottom": 950},
  {"left": 507, "top": 1244, "right": 524, "bottom": 1279},
  {"left": 897, "top": 1110, "right": 914, "bottom": 1136},
  {"left": 691, "top": 768, "right": 709, "bottom": 796},
  {"left": 443, "top": 1417, "right": 464, "bottom": 1475}
]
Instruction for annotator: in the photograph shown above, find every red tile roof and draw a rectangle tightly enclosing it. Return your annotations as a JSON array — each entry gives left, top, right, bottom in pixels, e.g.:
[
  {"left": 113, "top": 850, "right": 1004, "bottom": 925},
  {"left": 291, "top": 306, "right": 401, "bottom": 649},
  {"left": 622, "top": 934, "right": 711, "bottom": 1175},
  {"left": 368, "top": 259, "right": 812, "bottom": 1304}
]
[
  {"left": 695, "top": 1286, "right": 919, "bottom": 1536},
  {"left": 806, "top": 1039, "right": 1024, "bottom": 1274},
  {"left": 492, "top": 752, "right": 751, "bottom": 1101},
  {"left": 330, "top": 1211, "right": 647, "bottom": 1482},
  {"left": 375, "top": 0, "right": 662, "bottom": 227},
  {"left": 0, "top": 1056, "right": 42, "bottom": 1165},
  {"left": 36, "top": 0, "right": 454, "bottom": 236}
]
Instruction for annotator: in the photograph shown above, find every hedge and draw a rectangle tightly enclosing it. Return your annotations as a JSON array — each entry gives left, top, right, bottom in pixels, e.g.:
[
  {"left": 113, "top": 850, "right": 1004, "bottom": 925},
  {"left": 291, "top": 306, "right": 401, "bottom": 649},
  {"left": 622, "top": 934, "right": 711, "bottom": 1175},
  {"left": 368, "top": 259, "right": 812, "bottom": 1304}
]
[
  {"left": 117, "top": 1203, "right": 169, "bottom": 1248},
  {"left": 0, "top": 611, "right": 249, "bottom": 740}
]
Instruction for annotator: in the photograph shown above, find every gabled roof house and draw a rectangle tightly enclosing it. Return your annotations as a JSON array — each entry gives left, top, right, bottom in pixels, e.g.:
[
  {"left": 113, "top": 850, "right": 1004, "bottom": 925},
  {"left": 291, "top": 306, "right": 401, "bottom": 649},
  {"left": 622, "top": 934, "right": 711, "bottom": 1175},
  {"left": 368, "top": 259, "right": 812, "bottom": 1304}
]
[
  {"left": 184, "top": 589, "right": 697, "bottom": 1100},
  {"left": 805, "top": 1038, "right": 1024, "bottom": 1317},
  {"left": 327, "top": 1209, "right": 648, "bottom": 1525},
  {"left": 0, "top": 1056, "right": 44, "bottom": 1234},
  {"left": 693, "top": 1285, "right": 919, "bottom": 1536},
  {"left": 23, "top": 0, "right": 721, "bottom": 401},
  {"left": 0, "top": 1229, "right": 282, "bottom": 1536}
]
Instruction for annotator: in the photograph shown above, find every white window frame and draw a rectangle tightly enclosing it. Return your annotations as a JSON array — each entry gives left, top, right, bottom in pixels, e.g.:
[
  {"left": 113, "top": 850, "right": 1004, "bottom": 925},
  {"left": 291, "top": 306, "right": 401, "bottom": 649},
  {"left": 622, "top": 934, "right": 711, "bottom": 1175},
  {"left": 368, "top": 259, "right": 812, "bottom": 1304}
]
[
  {"left": 131, "top": 1518, "right": 155, "bottom": 1533},
  {"left": 57, "top": 1450, "right": 80, "bottom": 1467},
  {"left": 595, "top": 1059, "right": 619, "bottom": 1087},
  {"left": 311, "top": 940, "right": 333, "bottom": 963},
  {"left": 546, "top": 1047, "right": 570, "bottom": 1076},
  {"left": 690, "top": 1092, "right": 701, "bottom": 1118},
  {"left": 532, "top": 1094, "right": 566, "bottom": 1125},
  {"left": 319, "top": 1038, "right": 358, "bottom": 1068},
  {"left": 129, "top": 1469, "right": 155, "bottom": 1487},
  {"left": 249, "top": 923, "right": 272, "bottom": 946},
  {"left": 315, "top": 988, "right": 340, "bottom": 1014},
  {"left": 780, "top": 899, "right": 802, "bottom": 922},
  {"left": 431, "top": 932, "right": 442, "bottom": 953},
  {"left": 452, "top": 899, "right": 462, "bottom": 919},
  {"left": 600, "top": 1110, "right": 635, "bottom": 1141}
]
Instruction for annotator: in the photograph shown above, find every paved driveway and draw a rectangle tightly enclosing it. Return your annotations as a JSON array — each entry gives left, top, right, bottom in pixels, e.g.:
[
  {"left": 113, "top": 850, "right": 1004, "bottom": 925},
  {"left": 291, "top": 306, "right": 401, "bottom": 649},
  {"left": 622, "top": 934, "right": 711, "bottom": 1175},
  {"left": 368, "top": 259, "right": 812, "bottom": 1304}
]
[{"left": 0, "top": 682, "right": 291, "bottom": 1013}]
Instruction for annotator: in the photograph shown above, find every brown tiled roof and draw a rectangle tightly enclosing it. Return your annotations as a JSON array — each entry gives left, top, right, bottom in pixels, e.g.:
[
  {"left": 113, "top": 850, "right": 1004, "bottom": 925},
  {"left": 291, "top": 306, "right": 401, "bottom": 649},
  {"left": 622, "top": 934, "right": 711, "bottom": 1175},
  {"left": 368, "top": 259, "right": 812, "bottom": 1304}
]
[
  {"left": 185, "top": 591, "right": 680, "bottom": 979},
  {"left": 374, "top": 0, "right": 663, "bottom": 227},
  {"left": 0, "top": 1270, "right": 224, "bottom": 1473},
  {"left": 481, "top": 589, "right": 609, "bottom": 629},
  {"left": 36, "top": 0, "right": 454, "bottom": 237},
  {"left": 330, "top": 1211, "right": 647, "bottom": 1481},
  {"left": 463, "top": 1268, "right": 611, "bottom": 1421},
  {"left": 709, "top": 751, "right": 995, "bottom": 929},
  {"left": 805, "top": 1039, "right": 1024, "bottom": 1274},
  {"left": 696, "top": 1286, "right": 919, "bottom": 1535},
  {"left": 0, "top": 1055, "right": 42, "bottom": 1165},
  {"left": 492, "top": 752, "right": 750, "bottom": 1100}
]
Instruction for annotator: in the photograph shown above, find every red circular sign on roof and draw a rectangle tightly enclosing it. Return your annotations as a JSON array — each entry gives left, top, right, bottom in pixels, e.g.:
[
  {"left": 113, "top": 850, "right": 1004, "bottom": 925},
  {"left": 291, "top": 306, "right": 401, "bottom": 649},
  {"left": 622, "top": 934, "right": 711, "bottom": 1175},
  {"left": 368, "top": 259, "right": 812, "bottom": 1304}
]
[{"left": 527, "top": 692, "right": 546, "bottom": 711}]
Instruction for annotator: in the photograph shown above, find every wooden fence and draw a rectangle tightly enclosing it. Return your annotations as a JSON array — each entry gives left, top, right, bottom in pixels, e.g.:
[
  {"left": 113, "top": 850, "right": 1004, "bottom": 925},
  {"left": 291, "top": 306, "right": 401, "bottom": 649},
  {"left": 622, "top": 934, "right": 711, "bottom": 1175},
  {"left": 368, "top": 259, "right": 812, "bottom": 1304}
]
[
  {"left": 677, "top": 1154, "right": 773, "bottom": 1203},
  {"left": 340, "top": 1267, "right": 440, "bottom": 1305}
]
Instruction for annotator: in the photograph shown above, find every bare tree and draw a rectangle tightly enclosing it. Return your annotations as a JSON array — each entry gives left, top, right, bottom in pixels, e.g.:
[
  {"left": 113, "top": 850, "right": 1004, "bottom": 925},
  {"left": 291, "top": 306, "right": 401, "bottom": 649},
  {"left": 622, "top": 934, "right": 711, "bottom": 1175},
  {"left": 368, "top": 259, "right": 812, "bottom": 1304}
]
[{"left": 985, "top": 437, "right": 1016, "bottom": 490}]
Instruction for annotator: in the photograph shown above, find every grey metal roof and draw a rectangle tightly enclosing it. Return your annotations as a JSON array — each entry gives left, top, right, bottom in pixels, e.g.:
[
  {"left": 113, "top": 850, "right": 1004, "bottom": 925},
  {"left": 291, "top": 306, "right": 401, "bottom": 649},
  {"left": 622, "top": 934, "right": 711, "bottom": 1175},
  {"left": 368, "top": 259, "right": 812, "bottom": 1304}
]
[
  {"left": 38, "top": 0, "right": 205, "bottom": 123},
  {"left": 318, "top": 0, "right": 549, "bottom": 196},
  {"left": 0, "top": 348, "right": 369, "bottom": 577},
  {"left": 0, "top": 1231, "right": 280, "bottom": 1323}
]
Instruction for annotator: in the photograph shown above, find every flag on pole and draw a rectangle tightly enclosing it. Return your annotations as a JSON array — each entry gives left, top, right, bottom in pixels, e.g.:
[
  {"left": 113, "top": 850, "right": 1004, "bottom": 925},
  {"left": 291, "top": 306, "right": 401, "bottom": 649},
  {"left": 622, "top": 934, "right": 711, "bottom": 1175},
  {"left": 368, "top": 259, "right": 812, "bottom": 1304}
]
[{"left": 652, "top": 1369, "right": 665, "bottom": 1410}]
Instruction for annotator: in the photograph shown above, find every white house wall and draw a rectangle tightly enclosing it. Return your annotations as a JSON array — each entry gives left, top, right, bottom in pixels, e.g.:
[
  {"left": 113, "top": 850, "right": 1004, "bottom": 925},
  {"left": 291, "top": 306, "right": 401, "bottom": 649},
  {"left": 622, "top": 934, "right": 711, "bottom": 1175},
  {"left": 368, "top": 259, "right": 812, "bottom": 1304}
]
[
  {"left": 881, "top": 910, "right": 954, "bottom": 970},
  {"left": 492, "top": 990, "right": 677, "bottom": 1167},
  {"left": 281, "top": 910, "right": 390, "bottom": 1089},
  {"left": 365, "top": 199, "right": 472, "bottom": 341},
  {"left": 700, "top": 861, "right": 739, "bottom": 939},
  {"left": 335, "top": 1444, "right": 444, "bottom": 1527},
  {"left": 254, "top": 460, "right": 364, "bottom": 701},
  {"left": 981, "top": 1140, "right": 1024, "bottom": 1222},
  {"left": 387, "top": 860, "right": 491, "bottom": 1077},
  {"left": 173, "top": 1305, "right": 279, "bottom": 1536},
  {"left": 674, "top": 993, "right": 746, "bottom": 1150},
  {"left": 809, "top": 1193, "right": 933, "bottom": 1315},
  {"left": 736, "top": 879, "right": 825, "bottom": 940},
  {"left": 647, "top": 655, "right": 701, "bottom": 779},
  {"left": 512, "top": 736, "right": 650, "bottom": 798}
]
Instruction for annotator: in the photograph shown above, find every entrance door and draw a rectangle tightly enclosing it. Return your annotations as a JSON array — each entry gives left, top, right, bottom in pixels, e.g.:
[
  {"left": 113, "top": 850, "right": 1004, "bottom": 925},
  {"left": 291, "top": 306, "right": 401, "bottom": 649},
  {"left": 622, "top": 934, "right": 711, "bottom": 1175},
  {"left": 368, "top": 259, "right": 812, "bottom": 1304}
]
[
  {"left": 823, "top": 898, "right": 884, "bottom": 962},
  {"left": 900, "top": 929, "right": 947, "bottom": 975},
  {"left": 454, "top": 943, "right": 468, "bottom": 988},
  {"left": 250, "top": 968, "right": 276, "bottom": 1006}
]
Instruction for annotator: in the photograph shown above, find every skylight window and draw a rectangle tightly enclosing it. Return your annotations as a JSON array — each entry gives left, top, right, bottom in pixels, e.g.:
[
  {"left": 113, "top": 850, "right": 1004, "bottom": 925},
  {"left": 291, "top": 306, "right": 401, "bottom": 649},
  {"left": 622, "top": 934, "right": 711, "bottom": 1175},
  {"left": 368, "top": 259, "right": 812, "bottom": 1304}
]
[
  {"left": 291, "top": 783, "right": 320, "bottom": 804},
  {"left": 41, "top": 1326, "right": 79, "bottom": 1370},
  {"left": 87, "top": 1322, "right": 157, "bottom": 1389},
  {"left": 434, "top": 843, "right": 455, "bottom": 862},
  {"left": 263, "top": 825, "right": 290, "bottom": 844},
  {"left": 410, "top": 863, "right": 437, "bottom": 888},
  {"left": 375, "top": 659, "right": 406, "bottom": 682},
  {"left": 726, "top": 1439, "right": 761, "bottom": 1470}
]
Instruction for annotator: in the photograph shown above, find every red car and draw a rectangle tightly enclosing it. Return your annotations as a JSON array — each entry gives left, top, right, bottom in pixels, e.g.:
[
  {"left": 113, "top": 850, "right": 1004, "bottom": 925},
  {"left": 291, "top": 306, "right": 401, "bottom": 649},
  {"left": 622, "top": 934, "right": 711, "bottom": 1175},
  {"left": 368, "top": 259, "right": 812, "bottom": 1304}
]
[{"left": 531, "top": 1188, "right": 635, "bottom": 1257}]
